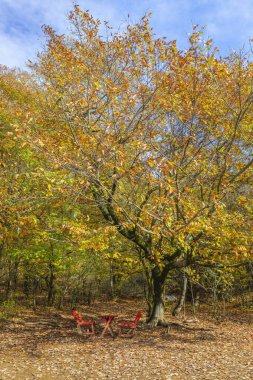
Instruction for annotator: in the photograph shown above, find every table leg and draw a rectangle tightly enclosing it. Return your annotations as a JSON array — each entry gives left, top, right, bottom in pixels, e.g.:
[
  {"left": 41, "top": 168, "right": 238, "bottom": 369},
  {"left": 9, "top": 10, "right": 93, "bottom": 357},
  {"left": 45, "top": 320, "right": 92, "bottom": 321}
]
[{"left": 101, "top": 321, "right": 114, "bottom": 337}]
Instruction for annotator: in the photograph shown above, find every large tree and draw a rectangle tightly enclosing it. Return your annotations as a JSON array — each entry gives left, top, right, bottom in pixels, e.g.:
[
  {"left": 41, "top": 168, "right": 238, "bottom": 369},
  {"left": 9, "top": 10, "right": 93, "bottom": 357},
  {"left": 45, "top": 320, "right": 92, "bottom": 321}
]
[{"left": 24, "top": 7, "right": 253, "bottom": 325}]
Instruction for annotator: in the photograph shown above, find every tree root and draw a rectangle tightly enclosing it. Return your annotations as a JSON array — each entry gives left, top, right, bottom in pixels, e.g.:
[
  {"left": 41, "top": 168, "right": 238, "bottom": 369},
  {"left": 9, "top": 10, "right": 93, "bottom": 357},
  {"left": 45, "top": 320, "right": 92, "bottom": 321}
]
[
  {"left": 164, "top": 322, "right": 217, "bottom": 334},
  {"left": 146, "top": 317, "right": 169, "bottom": 328}
]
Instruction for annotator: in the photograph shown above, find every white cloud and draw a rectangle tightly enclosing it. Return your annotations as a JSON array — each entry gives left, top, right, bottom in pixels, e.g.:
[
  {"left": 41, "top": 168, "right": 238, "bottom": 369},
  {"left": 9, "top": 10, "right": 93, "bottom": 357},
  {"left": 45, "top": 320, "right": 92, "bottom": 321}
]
[
  {"left": 0, "top": 0, "right": 127, "bottom": 68},
  {"left": 0, "top": 32, "right": 35, "bottom": 68},
  {"left": 1, "top": 0, "right": 253, "bottom": 69}
]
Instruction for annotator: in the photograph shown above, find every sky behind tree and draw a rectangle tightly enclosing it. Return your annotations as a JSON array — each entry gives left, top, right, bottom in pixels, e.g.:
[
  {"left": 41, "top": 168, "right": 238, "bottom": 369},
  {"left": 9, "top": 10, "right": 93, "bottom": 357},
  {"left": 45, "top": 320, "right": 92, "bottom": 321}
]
[{"left": 1, "top": 0, "right": 253, "bottom": 69}]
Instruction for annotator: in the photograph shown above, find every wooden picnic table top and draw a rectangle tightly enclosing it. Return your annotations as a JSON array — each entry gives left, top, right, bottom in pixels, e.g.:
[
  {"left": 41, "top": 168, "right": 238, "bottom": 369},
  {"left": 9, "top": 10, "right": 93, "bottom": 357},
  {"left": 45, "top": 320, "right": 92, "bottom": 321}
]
[{"left": 100, "top": 315, "right": 116, "bottom": 319}]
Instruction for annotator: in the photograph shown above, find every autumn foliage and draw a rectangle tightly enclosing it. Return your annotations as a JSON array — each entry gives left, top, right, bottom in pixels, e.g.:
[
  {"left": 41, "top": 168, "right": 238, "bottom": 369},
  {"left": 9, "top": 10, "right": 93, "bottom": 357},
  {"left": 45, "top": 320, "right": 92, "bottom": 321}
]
[{"left": 0, "top": 6, "right": 252, "bottom": 325}]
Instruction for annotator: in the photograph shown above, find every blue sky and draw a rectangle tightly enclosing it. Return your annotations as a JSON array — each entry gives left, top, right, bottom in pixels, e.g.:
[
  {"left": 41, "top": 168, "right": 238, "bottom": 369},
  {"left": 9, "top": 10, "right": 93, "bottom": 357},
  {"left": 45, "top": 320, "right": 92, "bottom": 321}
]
[{"left": 1, "top": 0, "right": 253, "bottom": 69}]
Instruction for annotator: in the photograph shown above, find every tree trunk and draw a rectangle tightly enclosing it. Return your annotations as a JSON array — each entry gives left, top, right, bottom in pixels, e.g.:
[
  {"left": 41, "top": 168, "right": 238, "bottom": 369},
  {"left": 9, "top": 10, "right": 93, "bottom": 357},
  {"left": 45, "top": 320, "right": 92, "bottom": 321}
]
[
  {"left": 172, "top": 271, "right": 187, "bottom": 316},
  {"left": 57, "top": 273, "right": 70, "bottom": 309},
  {"left": 47, "top": 268, "right": 55, "bottom": 306},
  {"left": 110, "top": 260, "right": 116, "bottom": 300},
  {"left": 23, "top": 273, "right": 30, "bottom": 298},
  {"left": 194, "top": 289, "right": 200, "bottom": 307},
  {"left": 143, "top": 275, "right": 153, "bottom": 317},
  {"left": 12, "top": 260, "right": 19, "bottom": 293},
  {"left": 5, "top": 258, "right": 19, "bottom": 299},
  {"left": 32, "top": 277, "right": 39, "bottom": 309},
  {"left": 146, "top": 268, "right": 167, "bottom": 326},
  {"left": 47, "top": 243, "right": 55, "bottom": 306},
  {"left": 246, "top": 261, "right": 253, "bottom": 283},
  {"left": 141, "top": 260, "right": 153, "bottom": 316},
  {"left": 23, "top": 265, "right": 32, "bottom": 299}
]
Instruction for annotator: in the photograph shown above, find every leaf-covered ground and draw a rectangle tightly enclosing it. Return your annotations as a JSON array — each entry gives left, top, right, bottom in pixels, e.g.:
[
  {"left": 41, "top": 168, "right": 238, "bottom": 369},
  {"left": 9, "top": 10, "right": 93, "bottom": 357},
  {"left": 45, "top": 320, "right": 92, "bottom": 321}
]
[{"left": 0, "top": 300, "right": 252, "bottom": 379}]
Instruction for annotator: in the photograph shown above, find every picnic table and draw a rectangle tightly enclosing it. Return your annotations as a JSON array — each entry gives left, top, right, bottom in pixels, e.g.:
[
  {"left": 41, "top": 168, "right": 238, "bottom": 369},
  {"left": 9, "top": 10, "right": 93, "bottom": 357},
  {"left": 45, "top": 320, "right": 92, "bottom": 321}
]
[
  {"left": 100, "top": 315, "right": 116, "bottom": 337},
  {"left": 71, "top": 310, "right": 142, "bottom": 338}
]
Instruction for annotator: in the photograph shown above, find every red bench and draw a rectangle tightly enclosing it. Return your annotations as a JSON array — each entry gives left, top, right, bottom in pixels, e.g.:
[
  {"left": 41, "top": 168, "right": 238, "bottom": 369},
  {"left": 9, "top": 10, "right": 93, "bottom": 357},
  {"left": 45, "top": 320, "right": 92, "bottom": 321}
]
[
  {"left": 71, "top": 310, "right": 95, "bottom": 335},
  {"left": 118, "top": 311, "right": 143, "bottom": 336}
]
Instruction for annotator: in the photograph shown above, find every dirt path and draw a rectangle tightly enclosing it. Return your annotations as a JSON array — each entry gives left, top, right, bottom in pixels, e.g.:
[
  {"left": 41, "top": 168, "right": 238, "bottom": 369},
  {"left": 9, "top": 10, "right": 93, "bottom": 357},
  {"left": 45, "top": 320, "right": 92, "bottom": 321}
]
[{"left": 0, "top": 301, "right": 252, "bottom": 379}]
